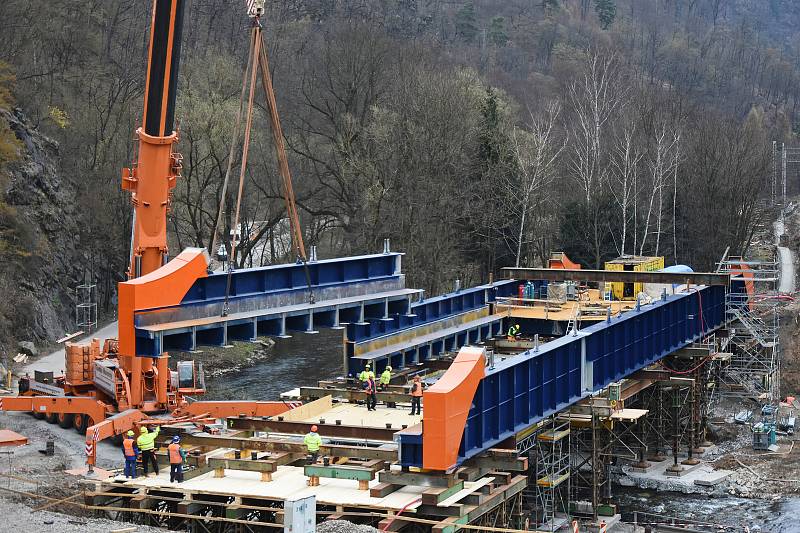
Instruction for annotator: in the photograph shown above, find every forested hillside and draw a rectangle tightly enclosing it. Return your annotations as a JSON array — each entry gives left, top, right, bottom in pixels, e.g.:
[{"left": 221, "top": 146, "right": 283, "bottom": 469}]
[{"left": 1, "top": 0, "right": 799, "bottom": 345}]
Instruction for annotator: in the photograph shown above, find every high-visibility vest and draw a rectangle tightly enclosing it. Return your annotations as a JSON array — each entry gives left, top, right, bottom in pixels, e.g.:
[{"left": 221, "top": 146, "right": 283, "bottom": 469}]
[
  {"left": 137, "top": 426, "right": 159, "bottom": 451},
  {"left": 304, "top": 432, "right": 321, "bottom": 452},
  {"left": 411, "top": 381, "right": 423, "bottom": 397},
  {"left": 123, "top": 437, "right": 136, "bottom": 457},
  {"left": 507, "top": 324, "right": 520, "bottom": 336},
  {"left": 380, "top": 370, "right": 391, "bottom": 385},
  {"left": 168, "top": 443, "right": 183, "bottom": 464}
]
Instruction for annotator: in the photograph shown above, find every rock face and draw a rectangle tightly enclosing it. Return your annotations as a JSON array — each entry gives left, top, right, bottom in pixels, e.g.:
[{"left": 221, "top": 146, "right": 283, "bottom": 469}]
[
  {"left": 16, "top": 340, "right": 38, "bottom": 357},
  {"left": 0, "top": 107, "right": 82, "bottom": 348}
]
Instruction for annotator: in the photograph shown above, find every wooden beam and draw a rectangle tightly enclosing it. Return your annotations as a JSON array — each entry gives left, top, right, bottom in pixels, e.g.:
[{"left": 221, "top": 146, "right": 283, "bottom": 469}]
[
  {"left": 421, "top": 481, "right": 464, "bottom": 505},
  {"left": 378, "top": 471, "right": 460, "bottom": 488},
  {"left": 369, "top": 482, "right": 400, "bottom": 498},
  {"left": 466, "top": 454, "right": 528, "bottom": 472}
]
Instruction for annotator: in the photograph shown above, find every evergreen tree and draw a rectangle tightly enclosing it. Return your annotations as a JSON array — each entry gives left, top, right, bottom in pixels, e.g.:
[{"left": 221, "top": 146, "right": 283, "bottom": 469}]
[
  {"left": 455, "top": 2, "right": 478, "bottom": 43},
  {"left": 594, "top": 0, "right": 617, "bottom": 29},
  {"left": 489, "top": 16, "right": 508, "bottom": 47}
]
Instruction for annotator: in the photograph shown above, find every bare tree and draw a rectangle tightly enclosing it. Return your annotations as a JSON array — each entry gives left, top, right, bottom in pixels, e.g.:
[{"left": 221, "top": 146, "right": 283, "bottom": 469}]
[
  {"left": 507, "top": 100, "right": 565, "bottom": 267},
  {"left": 609, "top": 124, "right": 643, "bottom": 257},
  {"left": 567, "top": 50, "right": 627, "bottom": 266},
  {"left": 639, "top": 123, "right": 679, "bottom": 255}
]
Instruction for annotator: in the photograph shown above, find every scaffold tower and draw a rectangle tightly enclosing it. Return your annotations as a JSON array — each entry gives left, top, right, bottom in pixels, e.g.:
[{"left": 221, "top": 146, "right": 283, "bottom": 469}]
[{"left": 532, "top": 416, "right": 571, "bottom": 532}]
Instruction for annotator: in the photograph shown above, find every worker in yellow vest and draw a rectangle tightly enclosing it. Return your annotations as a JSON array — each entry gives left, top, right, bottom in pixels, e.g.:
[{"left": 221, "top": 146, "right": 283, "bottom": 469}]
[
  {"left": 379, "top": 366, "right": 392, "bottom": 391},
  {"left": 507, "top": 323, "right": 520, "bottom": 341},
  {"left": 136, "top": 425, "right": 160, "bottom": 477},
  {"left": 304, "top": 425, "right": 322, "bottom": 463},
  {"left": 358, "top": 363, "right": 374, "bottom": 383},
  {"left": 122, "top": 430, "right": 139, "bottom": 479},
  {"left": 168, "top": 435, "right": 187, "bottom": 483}
]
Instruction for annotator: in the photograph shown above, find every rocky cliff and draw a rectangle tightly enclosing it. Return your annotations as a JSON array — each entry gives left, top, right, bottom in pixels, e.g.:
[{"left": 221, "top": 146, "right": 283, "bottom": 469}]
[{"left": 0, "top": 107, "right": 82, "bottom": 350}]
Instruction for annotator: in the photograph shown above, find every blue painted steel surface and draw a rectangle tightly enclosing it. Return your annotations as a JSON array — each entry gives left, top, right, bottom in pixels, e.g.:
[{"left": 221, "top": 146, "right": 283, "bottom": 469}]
[
  {"left": 180, "top": 253, "right": 401, "bottom": 305},
  {"left": 398, "top": 285, "right": 726, "bottom": 467},
  {"left": 345, "top": 281, "right": 516, "bottom": 343},
  {"left": 132, "top": 254, "right": 406, "bottom": 356}
]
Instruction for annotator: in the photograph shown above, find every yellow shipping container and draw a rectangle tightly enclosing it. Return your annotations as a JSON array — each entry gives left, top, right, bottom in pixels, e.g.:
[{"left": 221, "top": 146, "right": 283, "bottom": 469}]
[{"left": 604, "top": 256, "right": 664, "bottom": 300}]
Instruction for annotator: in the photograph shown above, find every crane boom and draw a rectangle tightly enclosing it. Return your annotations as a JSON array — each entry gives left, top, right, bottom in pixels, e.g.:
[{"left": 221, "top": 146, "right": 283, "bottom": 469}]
[{"left": 122, "top": 0, "right": 186, "bottom": 279}]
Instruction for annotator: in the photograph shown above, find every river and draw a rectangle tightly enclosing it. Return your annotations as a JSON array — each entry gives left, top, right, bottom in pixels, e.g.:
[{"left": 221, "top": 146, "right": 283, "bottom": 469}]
[{"left": 201, "top": 328, "right": 346, "bottom": 400}]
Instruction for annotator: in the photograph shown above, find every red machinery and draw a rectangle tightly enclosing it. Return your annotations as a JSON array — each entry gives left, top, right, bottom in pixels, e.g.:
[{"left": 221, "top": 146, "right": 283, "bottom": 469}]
[{"left": 2, "top": 0, "right": 293, "bottom": 469}]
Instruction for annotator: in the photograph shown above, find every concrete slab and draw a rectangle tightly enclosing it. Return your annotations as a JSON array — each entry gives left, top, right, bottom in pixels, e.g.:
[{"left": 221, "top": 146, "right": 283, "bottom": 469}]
[
  {"left": 622, "top": 458, "right": 732, "bottom": 493},
  {"left": 693, "top": 470, "right": 732, "bottom": 486}
]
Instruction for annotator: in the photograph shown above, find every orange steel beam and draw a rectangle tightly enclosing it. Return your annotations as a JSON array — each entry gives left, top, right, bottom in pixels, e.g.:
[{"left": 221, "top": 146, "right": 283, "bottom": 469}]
[
  {"left": 117, "top": 248, "right": 209, "bottom": 407},
  {"left": 422, "top": 346, "right": 486, "bottom": 471},
  {"left": 85, "top": 409, "right": 146, "bottom": 467},
  {"left": 1, "top": 396, "right": 109, "bottom": 426},
  {"left": 175, "top": 400, "right": 296, "bottom": 419}
]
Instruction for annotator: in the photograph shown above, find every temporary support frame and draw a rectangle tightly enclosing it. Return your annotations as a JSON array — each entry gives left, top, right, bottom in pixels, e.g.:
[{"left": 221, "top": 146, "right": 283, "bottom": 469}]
[
  {"left": 531, "top": 416, "right": 571, "bottom": 532},
  {"left": 717, "top": 257, "right": 781, "bottom": 401}
]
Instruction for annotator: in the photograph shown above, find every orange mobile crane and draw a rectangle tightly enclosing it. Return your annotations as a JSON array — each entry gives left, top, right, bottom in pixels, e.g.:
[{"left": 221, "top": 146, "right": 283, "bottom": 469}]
[{"left": 2, "top": 0, "right": 297, "bottom": 469}]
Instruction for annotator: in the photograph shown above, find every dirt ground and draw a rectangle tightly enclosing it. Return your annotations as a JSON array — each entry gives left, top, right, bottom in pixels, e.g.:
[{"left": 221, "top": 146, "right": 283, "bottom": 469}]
[{"left": 0, "top": 410, "right": 165, "bottom": 532}]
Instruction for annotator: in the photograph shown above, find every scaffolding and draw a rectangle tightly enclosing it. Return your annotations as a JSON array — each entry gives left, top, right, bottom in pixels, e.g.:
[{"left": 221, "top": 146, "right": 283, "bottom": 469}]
[
  {"left": 76, "top": 282, "right": 97, "bottom": 334},
  {"left": 530, "top": 416, "right": 570, "bottom": 532},
  {"left": 717, "top": 258, "right": 780, "bottom": 401}
]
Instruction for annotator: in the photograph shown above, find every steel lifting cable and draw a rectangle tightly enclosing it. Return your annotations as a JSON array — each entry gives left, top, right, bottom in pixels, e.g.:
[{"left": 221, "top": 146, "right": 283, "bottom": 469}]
[
  {"left": 222, "top": 22, "right": 261, "bottom": 317},
  {"left": 256, "top": 25, "right": 315, "bottom": 304},
  {"left": 210, "top": 25, "right": 256, "bottom": 265}
]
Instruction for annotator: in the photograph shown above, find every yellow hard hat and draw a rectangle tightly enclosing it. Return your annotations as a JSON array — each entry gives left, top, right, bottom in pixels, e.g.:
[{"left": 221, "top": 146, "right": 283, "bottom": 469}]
[
  {"left": 386, "top": 366, "right": 392, "bottom": 371},
  {"left": 140, "top": 426, "right": 148, "bottom": 433},
  {"left": 126, "top": 430, "right": 134, "bottom": 437}
]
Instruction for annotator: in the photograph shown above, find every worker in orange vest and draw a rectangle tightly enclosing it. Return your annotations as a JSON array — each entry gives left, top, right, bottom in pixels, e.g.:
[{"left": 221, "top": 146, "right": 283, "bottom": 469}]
[
  {"left": 167, "top": 435, "right": 187, "bottom": 483},
  {"left": 365, "top": 375, "right": 378, "bottom": 411},
  {"left": 122, "top": 430, "right": 139, "bottom": 479},
  {"left": 410, "top": 375, "right": 423, "bottom": 415}
]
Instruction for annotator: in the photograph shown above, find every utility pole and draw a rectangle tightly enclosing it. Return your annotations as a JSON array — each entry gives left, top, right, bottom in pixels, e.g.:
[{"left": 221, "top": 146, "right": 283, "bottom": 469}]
[
  {"left": 782, "top": 142, "right": 787, "bottom": 207},
  {"left": 772, "top": 141, "right": 777, "bottom": 206}
]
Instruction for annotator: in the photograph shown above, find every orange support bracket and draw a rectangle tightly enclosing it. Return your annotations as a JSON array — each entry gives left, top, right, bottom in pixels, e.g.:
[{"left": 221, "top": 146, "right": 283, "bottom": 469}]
[
  {"left": 117, "top": 247, "right": 209, "bottom": 358},
  {"left": 422, "top": 346, "right": 485, "bottom": 471}
]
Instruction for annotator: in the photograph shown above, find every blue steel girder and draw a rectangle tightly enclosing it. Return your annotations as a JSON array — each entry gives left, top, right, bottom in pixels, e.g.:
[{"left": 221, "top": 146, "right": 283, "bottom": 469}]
[
  {"left": 459, "top": 285, "right": 725, "bottom": 463},
  {"left": 397, "top": 285, "right": 726, "bottom": 467},
  {"left": 131, "top": 253, "right": 406, "bottom": 356}
]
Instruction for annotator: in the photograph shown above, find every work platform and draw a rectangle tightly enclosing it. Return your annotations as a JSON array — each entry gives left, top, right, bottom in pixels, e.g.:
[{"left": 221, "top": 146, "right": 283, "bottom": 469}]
[{"left": 496, "top": 288, "right": 636, "bottom": 322}]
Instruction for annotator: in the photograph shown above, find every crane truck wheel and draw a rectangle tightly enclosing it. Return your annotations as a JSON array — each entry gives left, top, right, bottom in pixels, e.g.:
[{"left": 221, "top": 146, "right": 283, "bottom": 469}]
[
  {"left": 111, "top": 433, "right": 124, "bottom": 446},
  {"left": 73, "top": 413, "right": 92, "bottom": 434},
  {"left": 32, "top": 411, "right": 46, "bottom": 420},
  {"left": 45, "top": 413, "right": 59, "bottom": 424},
  {"left": 57, "top": 413, "right": 74, "bottom": 429}
]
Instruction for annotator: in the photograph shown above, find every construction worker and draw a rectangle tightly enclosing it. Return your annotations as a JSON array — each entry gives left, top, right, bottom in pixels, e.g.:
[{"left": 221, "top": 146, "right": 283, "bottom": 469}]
[
  {"left": 359, "top": 363, "right": 374, "bottom": 383},
  {"left": 304, "top": 425, "right": 322, "bottom": 463},
  {"left": 137, "top": 425, "right": 160, "bottom": 477},
  {"left": 507, "top": 323, "right": 521, "bottom": 341},
  {"left": 379, "top": 366, "right": 392, "bottom": 391},
  {"left": 168, "top": 435, "right": 187, "bottom": 483},
  {"left": 410, "top": 375, "right": 423, "bottom": 415},
  {"left": 365, "top": 375, "right": 378, "bottom": 411},
  {"left": 122, "top": 430, "right": 139, "bottom": 479}
]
